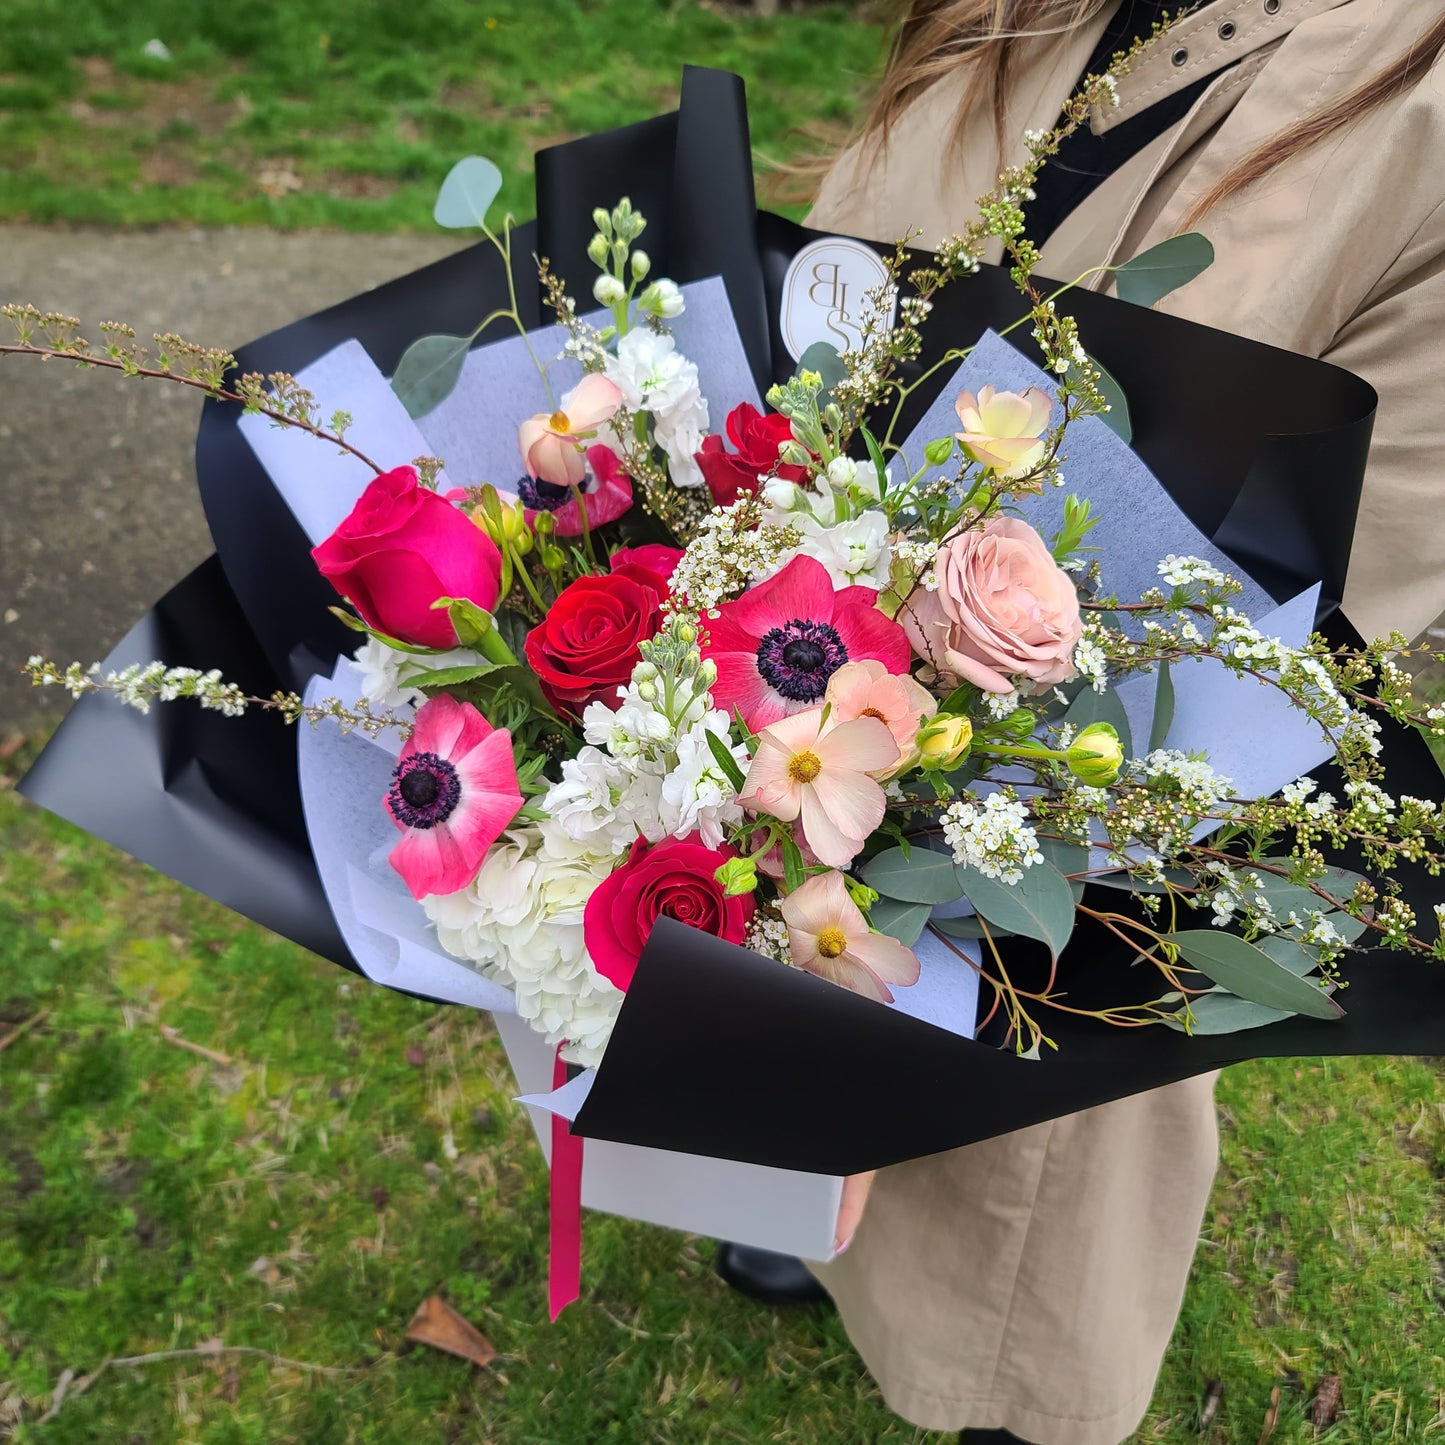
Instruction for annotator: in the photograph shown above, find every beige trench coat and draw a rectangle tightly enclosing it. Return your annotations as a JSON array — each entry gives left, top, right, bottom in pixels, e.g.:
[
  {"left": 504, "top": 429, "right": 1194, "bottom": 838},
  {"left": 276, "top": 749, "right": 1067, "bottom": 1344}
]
[{"left": 806, "top": 3, "right": 1445, "bottom": 1440}]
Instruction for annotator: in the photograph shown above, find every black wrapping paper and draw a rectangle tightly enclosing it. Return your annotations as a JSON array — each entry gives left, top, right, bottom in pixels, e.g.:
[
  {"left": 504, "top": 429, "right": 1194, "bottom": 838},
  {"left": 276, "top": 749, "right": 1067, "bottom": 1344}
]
[{"left": 21, "top": 69, "right": 1443, "bottom": 1177}]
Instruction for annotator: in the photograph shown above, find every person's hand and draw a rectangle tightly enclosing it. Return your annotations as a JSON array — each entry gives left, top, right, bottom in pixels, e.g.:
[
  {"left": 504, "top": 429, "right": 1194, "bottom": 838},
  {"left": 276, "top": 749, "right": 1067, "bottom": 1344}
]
[{"left": 835, "top": 1169, "right": 877, "bottom": 1255}]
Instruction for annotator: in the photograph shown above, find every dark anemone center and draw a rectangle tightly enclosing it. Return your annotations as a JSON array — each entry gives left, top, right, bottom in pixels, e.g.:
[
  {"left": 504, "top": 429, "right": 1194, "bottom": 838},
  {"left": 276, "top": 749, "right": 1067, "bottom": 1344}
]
[
  {"left": 387, "top": 751, "right": 462, "bottom": 830},
  {"left": 516, "top": 475, "right": 575, "bottom": 512},
  {"left": 781, "top": 637, "right": 827, "bottom": 672},
  {"left": 400, "top": 770, "right": 439, "bottom": 809},
  {"left": 755, "top": 618, "right": 849, "bottom": 703}
]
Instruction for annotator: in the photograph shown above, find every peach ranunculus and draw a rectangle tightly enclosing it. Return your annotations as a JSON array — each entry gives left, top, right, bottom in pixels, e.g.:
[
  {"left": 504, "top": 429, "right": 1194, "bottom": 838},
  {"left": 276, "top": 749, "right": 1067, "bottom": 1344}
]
[
  {"left": 823, "top": 659, "right": 935, "bottom": 777},
  {"left": 737, "top": 706, "right": 898, "bottom": 869},
  {"left": 954, "top": 384, "right": 1052, "bottom": 478},
  {"left": 901, "top": 516, "right": 1083, "bottom": 695},
  {"left": 780, "top": 870, "right": 921, "bottom": 1003},
  {"left": 518, "top": 374, "right": 623, "bottom": 489}
]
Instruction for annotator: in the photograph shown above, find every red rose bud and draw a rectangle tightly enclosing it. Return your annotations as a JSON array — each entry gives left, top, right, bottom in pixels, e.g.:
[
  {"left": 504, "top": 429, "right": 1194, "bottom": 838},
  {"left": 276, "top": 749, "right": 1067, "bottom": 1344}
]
[
  {"left": 695, "top": 402, "right": 811, "bottom": 509},
  {"left": 584, "top": 835, "right": 756, "bottom": 991},
  {"left": 312, "top": 466, "right": 502, "bottom": 650}
]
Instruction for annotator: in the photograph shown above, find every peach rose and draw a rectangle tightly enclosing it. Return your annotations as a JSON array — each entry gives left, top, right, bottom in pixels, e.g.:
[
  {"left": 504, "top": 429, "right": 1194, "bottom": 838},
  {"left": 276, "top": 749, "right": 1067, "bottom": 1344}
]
[
  {"left": 902, "top": 517, "right": 1082, "bottom": 694},
  {"left": 954, "top": 385, "right": 1052, "bottom": 478}
]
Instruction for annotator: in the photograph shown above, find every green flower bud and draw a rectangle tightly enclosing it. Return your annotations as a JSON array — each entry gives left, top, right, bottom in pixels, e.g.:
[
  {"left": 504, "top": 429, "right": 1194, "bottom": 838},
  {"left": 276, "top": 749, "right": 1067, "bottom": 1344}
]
[
  {"left": 1066, "top": 722, "right": 1124, "bottom": 786},
  {"left": 612, "top": 238, "right": 629, "bottom": 268},
  {"left": 778, "top": 440, "right": 812, "bottom": 468},
  {"left": 540, "top": 544, "right": 567, "bottom": 571},
  {"left": 592, "top": 208, "right": 612, "bottom": 237},
  {"left": 698, "top": 657, "right": 718, "bottom": 688},
  {"left": 636, "top": 679, "right": 658, "bottom": 702},
  {"left": 675, "top": 621, "right": 697, "bottom": 645},
  {"left": 924, "top": 436, "right": 955, "bottom": 467},
  {"left": 713, "top": 854, "right": 759, "bottom": 897},
  {"left": 630, "top": 248, "right": 651, "bottom": 279},
  {"left": 587, "top": 232, "right": 610, "bottom": 267},
  {"left": 1000, "top": 707, "right": 1038, "bottom": 740},
  {"left": 532, "top": 509, "right": 556, "bottom": 538}
]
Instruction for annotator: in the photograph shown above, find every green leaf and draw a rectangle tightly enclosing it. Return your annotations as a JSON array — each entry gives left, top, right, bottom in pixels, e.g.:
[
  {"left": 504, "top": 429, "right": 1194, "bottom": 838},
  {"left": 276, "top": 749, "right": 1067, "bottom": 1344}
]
[
  {"left": 795, "top": 341, "right": 847, "bottom": 406},
  {"left": 1037, "top": 836, "right": 1089, "bottom": 880},
  {"left": 1257, "top": 935, "right": 1324, "bottom": 977},
  {"left": 959, "top": 859, "right": 1077, "bottom": 958},
  {"left": 391, "top": 332, "right": 471, "bottom": 418},
  {"left": 1149, "top": 659, "right": 1175, "bottom": 753},
  {"left": 1085, "top": 351, "right": 1132, "bottom": 443},
  {"left": 868, "top": 898, "right": 932, "bottom": 948},
  {"left": 931, "top": 913, "right": 1013, "bottom": 941},
  {"left": 1113, "top": 232, "right": 1215, "bottom": 308},
  {"left": 1063, "top": 683, "right": 1132, "bottom": 761},
  {"left": 704, "top": 729, "right": 746, "bottom": 793},
  {"left": 781, "top": 838, "right": 806, "bottom": 894},
  {"left": 860, "top": 846, "right": 965, "bottom": 905},
  {"left": 329, "top": 606, "right": 369, "bottom": 634},
  {"left": 1164, "top": 990, "right": 1295, "bottom": 1035},
  {"left": 433, "top": 156, "right": 502, "bottom": 229},
  {"left": 433, "top": 596, "right": 494, "bottom": 649},
  {"left": 861, "top": 425, "right": 889, "bottom": 499},
  {"left": 409, "top": 663, "right": 496, "bottom": 689},
  {"left": 1162, "top": 930, "right": 1342, "bottom": 1020}
]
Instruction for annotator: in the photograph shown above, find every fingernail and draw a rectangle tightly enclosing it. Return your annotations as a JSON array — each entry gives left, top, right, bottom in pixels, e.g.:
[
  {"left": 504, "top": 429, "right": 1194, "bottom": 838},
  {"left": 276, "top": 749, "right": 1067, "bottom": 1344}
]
[{"left": 834, "top": 1231, "right": 855, "bottom": 1256}]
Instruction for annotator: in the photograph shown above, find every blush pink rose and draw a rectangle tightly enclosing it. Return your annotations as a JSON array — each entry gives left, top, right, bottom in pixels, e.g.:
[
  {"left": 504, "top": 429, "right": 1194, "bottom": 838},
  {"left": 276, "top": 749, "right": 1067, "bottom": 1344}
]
[{"left": 901, "top": 516, "right": 1082, "bottom": 694}]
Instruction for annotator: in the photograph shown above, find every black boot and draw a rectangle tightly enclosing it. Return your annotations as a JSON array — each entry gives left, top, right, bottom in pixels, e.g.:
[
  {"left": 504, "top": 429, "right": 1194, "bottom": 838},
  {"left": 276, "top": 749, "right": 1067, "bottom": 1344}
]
[{"left": 713, "top": 1242, "right": 830, "bottom": 1306}]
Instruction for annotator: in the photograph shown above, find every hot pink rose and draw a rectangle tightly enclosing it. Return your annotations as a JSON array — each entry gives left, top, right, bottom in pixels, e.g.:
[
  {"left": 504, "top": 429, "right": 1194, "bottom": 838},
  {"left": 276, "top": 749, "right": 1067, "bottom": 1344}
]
[
  {"left": 583, "top": 835, "right": 755, "bottom": 991},
  {"left": 901, "top": 516, "right": 1082, "bottom": 694},
  {"left": 312, "top": 466, "right": 502, "bottom": 650}
]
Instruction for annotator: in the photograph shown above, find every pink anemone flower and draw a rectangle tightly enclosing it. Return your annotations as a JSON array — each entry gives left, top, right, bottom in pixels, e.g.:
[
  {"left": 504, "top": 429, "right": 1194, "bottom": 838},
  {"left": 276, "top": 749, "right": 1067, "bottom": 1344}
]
[
  {"left": 518, "top": 373, "right": 623, "bottom": 489},
  {"left": 385, "top": 694, "right": 523, "bottom": 901},
  {"left": 520, "top": 444, "right": 634, "bottom": 536},
  {"left": 737, "top": 706, "right": 898, "bottom": 869},
  {"left": 701, "top": 554, "right": 911, "bottom": 734},
  {"left": 780, "top": 869, "right": 921, "bottom": 1003}
]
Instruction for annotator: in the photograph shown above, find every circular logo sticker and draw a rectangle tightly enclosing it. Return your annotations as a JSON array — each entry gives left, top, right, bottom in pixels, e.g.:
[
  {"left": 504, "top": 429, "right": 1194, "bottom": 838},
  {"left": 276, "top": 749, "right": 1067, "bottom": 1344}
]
[{"left": 779, "top": 237, "right": 895, "bottom": 362}]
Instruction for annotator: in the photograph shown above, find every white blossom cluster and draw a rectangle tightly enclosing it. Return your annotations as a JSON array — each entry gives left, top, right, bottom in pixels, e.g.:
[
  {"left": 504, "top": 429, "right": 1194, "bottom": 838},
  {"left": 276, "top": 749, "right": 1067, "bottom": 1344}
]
[
  {"left": 1158, "top": 555, "right": 1228, "bottom": 589},
  {"left": 1073, "top": 618, "right": 1110, "bottom": 693},
  {"left": 941, "top": 791, "right": 1044, "bottom": 885},
  {"left": 28, "top": 656, "right": 248, "bottom": 716},
  {"left": 760, "top": 454, "right": 893, "bottom": 590},
  {"left": 423, "top": 824, "right": 623, "bottom": 1067},
  {"left": 603, "top": 328, "right": 709, "bottom": 489},
  {"left": 669, "top": 500, "right": 800, "bottom": 614}
]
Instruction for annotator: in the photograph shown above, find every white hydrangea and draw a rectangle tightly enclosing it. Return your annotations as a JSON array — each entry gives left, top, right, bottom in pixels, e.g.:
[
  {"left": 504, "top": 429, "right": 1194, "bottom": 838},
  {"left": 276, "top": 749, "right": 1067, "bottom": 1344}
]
[{"left": 423, "top": 825, "right": 623, "bottom": 1067}]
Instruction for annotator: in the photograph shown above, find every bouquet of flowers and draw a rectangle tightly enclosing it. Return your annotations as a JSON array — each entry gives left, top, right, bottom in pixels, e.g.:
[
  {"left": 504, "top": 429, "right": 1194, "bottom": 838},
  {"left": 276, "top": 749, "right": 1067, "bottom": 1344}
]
[{"left": 14, "top": 67, "right": 1444, "bottom": 1313}]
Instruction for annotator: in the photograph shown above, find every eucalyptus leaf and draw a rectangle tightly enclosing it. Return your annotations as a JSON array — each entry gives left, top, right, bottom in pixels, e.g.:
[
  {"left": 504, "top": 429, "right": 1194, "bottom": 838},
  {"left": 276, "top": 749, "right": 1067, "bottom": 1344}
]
[
  {"left": 1037, "top": 837, "right": 1089, "bottom": 880},
  {"left": 930, "top": 913, "right": 1012, "bottom": 941},
  {"left": 861, "top": 846, "right": 966, "bottom": 905},
  {"left": 1063, "top": 684, "right": 1132, "bottom": 761},
  {"left": 433, "top": 156, "right": 503, "bottom": 229},
  {"left": 1163, "top": 930, "right": 1342, "bottom": 1020},
  {"left": 796, "top": 341, "right": 847, "bottom": 407},
  {"left": 1164, "top": 989, "right": 1295, "bottom": 1035},
  {"left": 391, "top": 332, "right": 471, "bottom": 418},
  {"left": 1149, "top": 659, "right": 1175, "bottom": 753},
  {"left": 1113, "top": 232, "right": 1215, "bottom": 308},
  {"left": 1256, "top": 934, "right": 1323, "bottom": 977},
  {"left": 868, "top": 898, "right": 932, "bottom": 948},
  {"left": 1085, "top": 351, "right": 1132, "bottom": 443},
  {"left": 959, "top": 860, "right": 1076, "bottom": 958}
]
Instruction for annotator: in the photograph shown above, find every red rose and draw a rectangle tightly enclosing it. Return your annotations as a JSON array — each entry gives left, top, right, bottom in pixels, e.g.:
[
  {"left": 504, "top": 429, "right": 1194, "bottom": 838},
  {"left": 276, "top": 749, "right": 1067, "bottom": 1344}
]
[
  {"left": 607, "top": 543, "right": 684, "bottom": 595},
  {"left": 524, "top": 571, "right": 665, "bottom": 716},
  {"left": 312, "top": 466, "right": 502, "bottom": 650},
  {"left": 695, "top": 402, "right": 810, "bottom": 508},
  {"left": 583, "top": 835, "right": 755, "bottom": 990}
]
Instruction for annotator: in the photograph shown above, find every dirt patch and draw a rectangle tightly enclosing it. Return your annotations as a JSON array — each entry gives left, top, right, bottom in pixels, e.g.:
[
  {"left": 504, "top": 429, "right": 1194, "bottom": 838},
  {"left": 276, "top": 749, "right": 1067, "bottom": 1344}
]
[{"left": 71, "top": 57, "right": 247, "bottom": 140}]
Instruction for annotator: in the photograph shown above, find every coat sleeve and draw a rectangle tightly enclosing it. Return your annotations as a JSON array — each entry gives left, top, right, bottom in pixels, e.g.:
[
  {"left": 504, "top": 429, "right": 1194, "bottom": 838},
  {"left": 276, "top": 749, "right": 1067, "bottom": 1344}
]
[{"left": 1325, "top": 197, "right": 1445, "bottom": 647}]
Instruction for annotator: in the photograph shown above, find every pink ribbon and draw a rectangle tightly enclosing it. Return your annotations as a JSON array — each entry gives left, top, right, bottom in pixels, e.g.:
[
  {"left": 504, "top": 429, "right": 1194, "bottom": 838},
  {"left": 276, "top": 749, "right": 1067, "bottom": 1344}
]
[{"left": 548, "top": 1043, "right": 583, "bottom": 1320}]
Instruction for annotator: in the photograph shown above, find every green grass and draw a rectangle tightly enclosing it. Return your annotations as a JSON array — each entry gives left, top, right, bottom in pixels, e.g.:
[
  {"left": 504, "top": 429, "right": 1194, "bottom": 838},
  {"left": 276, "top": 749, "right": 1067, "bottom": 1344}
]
[
  {"left": 3, "top": 728, "right": 1444, "bottom": 1443},
  {"left": 0, "top": 0, "right": 881, "bottom": 230}
]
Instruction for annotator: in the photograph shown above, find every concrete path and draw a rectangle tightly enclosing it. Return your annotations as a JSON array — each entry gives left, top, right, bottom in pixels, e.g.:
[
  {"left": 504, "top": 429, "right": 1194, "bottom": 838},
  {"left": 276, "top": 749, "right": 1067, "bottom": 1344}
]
[{"left": 0, "top": 225, "right": 467, "bottom": 729}]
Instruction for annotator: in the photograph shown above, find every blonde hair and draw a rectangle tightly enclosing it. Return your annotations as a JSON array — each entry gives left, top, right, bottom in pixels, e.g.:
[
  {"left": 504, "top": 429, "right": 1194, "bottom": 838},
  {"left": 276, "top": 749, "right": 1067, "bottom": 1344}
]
[{"left": 830, "top": 1, "right": 1445, "bottom": 225}]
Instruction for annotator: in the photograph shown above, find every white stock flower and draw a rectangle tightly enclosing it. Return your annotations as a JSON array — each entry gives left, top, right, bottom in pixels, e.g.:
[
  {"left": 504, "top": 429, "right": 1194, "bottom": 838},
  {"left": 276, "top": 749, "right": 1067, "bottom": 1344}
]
[
  {"left": 657, "top": 713, "right": 747, "bottom": 848},
  {"left": 351, "top": 637, "right": 477, "bottom": 712},
  {"left": 784, "top": 511, "right": 893, "bottom": 590},
  {"left": 604, "top": 329, "right": 703, "bottom": 418}
]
